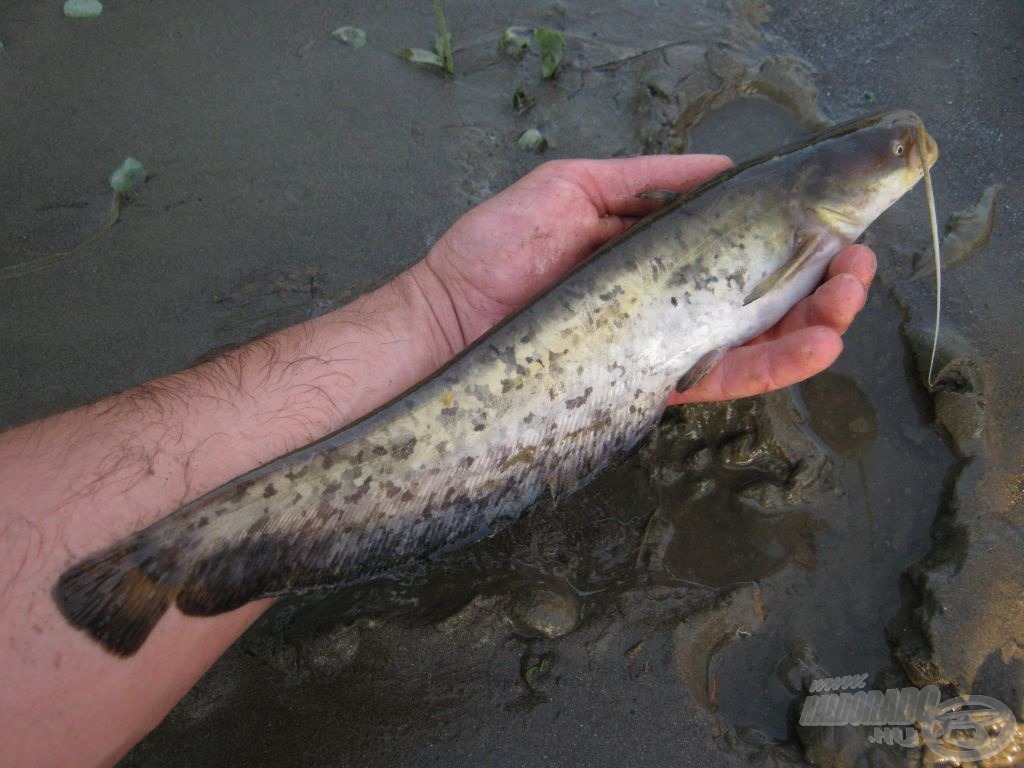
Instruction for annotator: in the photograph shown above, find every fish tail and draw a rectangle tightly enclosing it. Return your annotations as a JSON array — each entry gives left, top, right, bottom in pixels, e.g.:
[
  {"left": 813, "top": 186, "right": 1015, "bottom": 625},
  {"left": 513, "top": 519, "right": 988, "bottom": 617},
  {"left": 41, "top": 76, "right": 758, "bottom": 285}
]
[{"left": 54, "top": 538, "right": 178, "bottom": 657}]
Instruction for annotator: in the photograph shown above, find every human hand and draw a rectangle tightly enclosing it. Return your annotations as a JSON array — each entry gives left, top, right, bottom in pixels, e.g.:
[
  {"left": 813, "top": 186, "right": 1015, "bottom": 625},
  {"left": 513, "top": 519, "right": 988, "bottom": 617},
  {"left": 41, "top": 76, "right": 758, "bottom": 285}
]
[
  {"left": 420, "top": 156, "right": 875, "bottom": 404},
  {"left": 670, "top": 243, "right": 874, "bottom": 404}
]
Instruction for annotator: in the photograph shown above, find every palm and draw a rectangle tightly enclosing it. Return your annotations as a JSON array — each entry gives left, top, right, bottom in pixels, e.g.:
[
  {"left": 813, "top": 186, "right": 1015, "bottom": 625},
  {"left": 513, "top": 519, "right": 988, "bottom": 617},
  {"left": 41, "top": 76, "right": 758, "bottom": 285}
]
[{"left": 424, "top": 156, "right": 875, "bottom": 404}]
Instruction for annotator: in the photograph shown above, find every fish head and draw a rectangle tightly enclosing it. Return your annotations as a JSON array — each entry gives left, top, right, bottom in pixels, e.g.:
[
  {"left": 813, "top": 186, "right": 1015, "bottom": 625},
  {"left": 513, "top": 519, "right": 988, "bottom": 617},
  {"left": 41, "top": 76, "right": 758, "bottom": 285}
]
[{"left": 799, "top": 109, "right": 938, "bottom": 241}]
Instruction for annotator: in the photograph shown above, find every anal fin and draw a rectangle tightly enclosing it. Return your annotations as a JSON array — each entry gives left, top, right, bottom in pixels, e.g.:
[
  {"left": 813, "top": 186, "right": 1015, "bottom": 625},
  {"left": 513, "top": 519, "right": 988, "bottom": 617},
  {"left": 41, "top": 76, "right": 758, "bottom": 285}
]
[{"left": 743, "top": 230, "right": 824, "bottom": 306}]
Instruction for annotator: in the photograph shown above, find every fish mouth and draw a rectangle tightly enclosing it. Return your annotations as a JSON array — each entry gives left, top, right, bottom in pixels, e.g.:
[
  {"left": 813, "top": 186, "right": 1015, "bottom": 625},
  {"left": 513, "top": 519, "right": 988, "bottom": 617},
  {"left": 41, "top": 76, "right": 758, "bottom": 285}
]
[
  {"left": 884, "top": 109, "right": 939, "bottom": 170},
  {"left": 919, "top": 129, "right": 939, "bottom": 169}
]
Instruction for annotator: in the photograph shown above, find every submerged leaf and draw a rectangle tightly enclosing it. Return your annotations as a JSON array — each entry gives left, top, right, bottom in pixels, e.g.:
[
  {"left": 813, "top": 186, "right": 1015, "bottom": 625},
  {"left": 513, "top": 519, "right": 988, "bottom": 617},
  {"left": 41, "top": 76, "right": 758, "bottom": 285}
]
[
  {"left": 499, "top": 27, "right": 532, "bottom": 60},
  {"left": 331, "top": 26, "right": 366, "bottom": 49},
  {"left": 534, "top": 27, "right": 565, "bottom": 79},
  {"left": 63, "top": 0, "right": 103, "bottom": 18},
  {"left": 109, "top": 157, "right": 146, "bottom": 195},
  {"left": 397, "top": 47, "right": 444, "bottom": 68},
  {"left": 517, "top": 128, "right": 547, "bottom": 152}
]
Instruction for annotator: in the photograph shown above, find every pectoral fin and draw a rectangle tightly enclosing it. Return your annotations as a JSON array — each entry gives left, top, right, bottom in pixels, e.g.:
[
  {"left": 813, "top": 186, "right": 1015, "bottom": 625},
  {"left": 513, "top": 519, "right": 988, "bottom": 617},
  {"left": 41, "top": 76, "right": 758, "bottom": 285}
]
[
  {"left": 743, "top": 231, "right": 824, "bottom": 306},
  {"left": 675, "top": 348, "right": 726, "bottom": 392}
]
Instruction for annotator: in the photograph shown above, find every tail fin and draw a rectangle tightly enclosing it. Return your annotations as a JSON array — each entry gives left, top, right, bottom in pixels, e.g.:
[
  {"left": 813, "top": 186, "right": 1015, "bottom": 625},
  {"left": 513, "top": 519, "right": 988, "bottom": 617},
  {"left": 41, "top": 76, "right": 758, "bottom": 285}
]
[{"left": 53, "top": 538, "right": 178, "bottom": 657}]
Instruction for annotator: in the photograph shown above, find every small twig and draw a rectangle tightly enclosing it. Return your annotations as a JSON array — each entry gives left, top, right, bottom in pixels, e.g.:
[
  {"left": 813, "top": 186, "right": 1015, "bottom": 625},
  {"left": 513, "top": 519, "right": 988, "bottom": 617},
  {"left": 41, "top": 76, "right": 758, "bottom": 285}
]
[
  {"left": 1, "top": 192, "right": 123, "bottom": 281},
  {"left": 586, "top": 39, "right": 690, "bottom": 72}
]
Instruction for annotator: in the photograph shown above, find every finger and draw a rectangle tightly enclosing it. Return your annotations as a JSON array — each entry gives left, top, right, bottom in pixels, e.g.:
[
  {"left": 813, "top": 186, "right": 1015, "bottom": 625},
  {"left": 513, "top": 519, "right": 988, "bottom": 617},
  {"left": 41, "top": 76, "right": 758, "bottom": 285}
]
[
  {"left": 743, "top": 245, "right": 875, "bottom": 345},
  {"left": 550, "top": 155, "right": 734, "bottom": 218},
  {"left": 760, "top": 272, "right": 868, "bottom": 341},
  {"left": 826, "top": 244, "right": 876, "bottom": 287},
  {"left": 669, "top": 326, "right": 842, "bottom": 404}
]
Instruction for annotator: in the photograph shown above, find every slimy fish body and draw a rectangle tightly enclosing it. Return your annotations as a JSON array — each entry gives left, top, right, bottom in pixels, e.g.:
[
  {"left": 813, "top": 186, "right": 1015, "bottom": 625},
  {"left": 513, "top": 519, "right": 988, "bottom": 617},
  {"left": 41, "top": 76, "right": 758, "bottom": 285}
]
[{"left": 56, "top": 110, "right": 938, "bottom": 656}]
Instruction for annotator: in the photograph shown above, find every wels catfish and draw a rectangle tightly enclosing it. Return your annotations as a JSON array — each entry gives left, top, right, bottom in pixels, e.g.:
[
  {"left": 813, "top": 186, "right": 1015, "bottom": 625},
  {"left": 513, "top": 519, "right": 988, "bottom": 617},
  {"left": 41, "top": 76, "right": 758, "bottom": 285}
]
[{"left": 56, "top": 109, "right": 938, "bottom": 656}]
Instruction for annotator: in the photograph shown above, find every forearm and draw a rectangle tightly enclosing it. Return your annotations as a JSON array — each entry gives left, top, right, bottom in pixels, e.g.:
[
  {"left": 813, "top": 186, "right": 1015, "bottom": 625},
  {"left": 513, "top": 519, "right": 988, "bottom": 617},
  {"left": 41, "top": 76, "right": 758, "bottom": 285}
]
[
  {"left": 0, "top": 149, "right": 866, "bottom": 766},
  {"left": 0, "top": 261, "right": 461, "bottom": 766}
]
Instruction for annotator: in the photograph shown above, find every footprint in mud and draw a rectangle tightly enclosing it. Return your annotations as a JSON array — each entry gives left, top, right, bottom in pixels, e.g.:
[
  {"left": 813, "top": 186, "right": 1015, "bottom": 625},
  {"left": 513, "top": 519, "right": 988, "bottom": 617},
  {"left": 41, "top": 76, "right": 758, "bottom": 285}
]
[
  {"left": 640, "top": 397, "right": 834, "bottom": 588},
  {"left": 656, "top": 488, "right": 825, "bottom": 587}
]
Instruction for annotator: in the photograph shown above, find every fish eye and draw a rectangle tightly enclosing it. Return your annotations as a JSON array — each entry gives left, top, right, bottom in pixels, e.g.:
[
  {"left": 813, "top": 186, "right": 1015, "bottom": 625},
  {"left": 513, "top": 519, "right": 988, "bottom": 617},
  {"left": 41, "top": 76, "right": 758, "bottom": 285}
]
[{"left": 892, "top": 141, "right": 905, "bottom": 157}]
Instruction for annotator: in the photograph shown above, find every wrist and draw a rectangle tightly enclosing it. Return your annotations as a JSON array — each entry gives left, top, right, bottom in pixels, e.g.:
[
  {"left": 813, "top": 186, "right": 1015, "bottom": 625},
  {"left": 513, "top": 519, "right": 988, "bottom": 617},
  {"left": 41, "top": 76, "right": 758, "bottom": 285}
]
[
  {"left": 399, "top": 259, "right": 467, "bottom": 357},
  {"left": 247, "top": 261, "right": 466, "bottom": 429}
]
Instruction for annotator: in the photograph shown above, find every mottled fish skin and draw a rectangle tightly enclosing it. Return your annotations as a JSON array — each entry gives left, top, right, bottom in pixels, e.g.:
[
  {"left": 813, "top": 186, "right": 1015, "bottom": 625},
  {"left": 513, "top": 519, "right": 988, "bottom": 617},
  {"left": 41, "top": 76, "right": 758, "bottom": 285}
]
[{"left": 55, "top": 110, "right": 938, "bottom": 655}]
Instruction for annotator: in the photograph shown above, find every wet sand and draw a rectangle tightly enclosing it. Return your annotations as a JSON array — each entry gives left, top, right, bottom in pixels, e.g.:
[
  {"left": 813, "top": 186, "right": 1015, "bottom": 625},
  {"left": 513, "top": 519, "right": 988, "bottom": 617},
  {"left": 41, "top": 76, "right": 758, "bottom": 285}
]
[{"left": 2, "top": 1, "right": 1021, "bottom": 765}]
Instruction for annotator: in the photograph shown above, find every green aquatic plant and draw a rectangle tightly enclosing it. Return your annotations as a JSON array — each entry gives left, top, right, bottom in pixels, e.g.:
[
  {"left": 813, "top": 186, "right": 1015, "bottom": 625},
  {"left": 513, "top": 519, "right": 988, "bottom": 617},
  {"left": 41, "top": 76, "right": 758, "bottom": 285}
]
[
  {"left": 63, "top": 0, "right": 103, "bottom": 18},
  {"left": 522, "top": 655, "right": 552, "bottom": 692},
  {"left": 396, "top": 47, "right": 444, "bottom": 68},
  {"left": 535, "top": 27, "right": 565, "bottom": 79},
  {"left": 433, "top": 0, "right": 453, "bottom": 74},
  {"left": 511, "top": 83, "right": 536, "bottom": 114},
  {"left": 516, "top": 128, "right": 547, "bottom": 152},
  {"left": 109, "top": 157, "right": 146, "bottom": 195},
  {"left": 499, "top": 27, "right": 531, "bottom": 60},
  {"left": 397, "top": 0, "right": 453, "bottom": 74},
  {"left": 331, "top": 26, "right": 366, "bottom": 49}
]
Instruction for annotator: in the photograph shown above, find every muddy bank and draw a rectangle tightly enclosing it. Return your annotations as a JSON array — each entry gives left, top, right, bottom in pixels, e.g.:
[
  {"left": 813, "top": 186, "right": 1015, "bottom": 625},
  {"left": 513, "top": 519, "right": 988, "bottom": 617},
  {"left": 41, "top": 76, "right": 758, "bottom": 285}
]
[{"left": 2, "top": 0, "right": 1021, "bottom": 765}]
